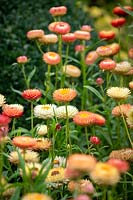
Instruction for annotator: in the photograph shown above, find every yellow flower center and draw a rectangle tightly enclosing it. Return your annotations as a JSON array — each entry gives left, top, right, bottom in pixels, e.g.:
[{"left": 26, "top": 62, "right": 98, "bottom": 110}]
[
  {"left": 42, "top": 105, "right": 51, "bottom": 110},
  {"left": 49, "top": 52, "right": 56, "bottom": 57},
  {"left": 79, "top": 113, "right": 89, "bottom": 118},
  {"left": 60, "top": 89, "right": 69, "bottom": 95}
]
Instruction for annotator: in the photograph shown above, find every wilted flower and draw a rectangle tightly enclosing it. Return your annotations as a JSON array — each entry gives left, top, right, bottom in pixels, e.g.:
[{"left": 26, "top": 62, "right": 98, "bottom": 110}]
[
  {"left": 34, "top": 104, "right": 57, "bottom": 119},
  {"left": 31, "top": 138, "right": 51, "bottom": 151},
  {"left": 22, "top": 193, "right": 52, "bottom": 200},
  {"left": 43, "top": 52, "right": 60, "bottom": 65},
  {"left": 85, "top": 51, "right": 99, "bottom": 65},
  {"left": 107, "top": 158, "right": 130, "bottom": 173},
  {"left": 74, "top": 30, "right": 91, "bottom": 40},
  {"left": 53, "top": 88, "right": 77, "bottom": 103},
  {"left": 99, "top": 58, "right": 116, "bottom": 71},
  {"left": 126, "top": 108, "right": 133, "bottom": 128},
  {"left": 17, "top": 56, "right": 28, "bottom": 64},
  {"left": 98, "top": 30, "right": 115, "bottom": 40},
  {"left": 129, "top": 81, "right": 133, "bottom": 89},
  {"left": 90, "top": 162, "right": 120, "bottom": 185},
  {"left": 27, "top": 29, "right": 44, "bottom": 40},
  {"left": 111, "top": 17, "right": 126, "bottom": 28},
  {"left": 113, "top": 61, "right": 131, "bottom": 74},
  {"left": 39, "top": 34, "right": 58, "bottom": 44},
  {"left": 62, "top": 33, "right": 76, "bottom": 43},
  {"left": 73, "top": 111, "right": 95, "bottom": 126},
  {"left": 63, "top": 65, "right": 81, "bottom": 78},
  {"left": 12, "top": 136, "right": 36, "bottom": 149},
  {"left": 109, "top": 148, "right": 133, "bottom": 162},
  {"left": 45, "top": 167, "right": 66, "bottom": 183},
  {"left": 55, "top": 105, "right": 78, "bottom": 119},
  {"left": 9, "top": 149, "right": 39, "bottom": 164},
  {"left": 112, "top": 104, "right": 132, "bottom": 117},
  {"left": 36, "top": 124, "right": 48, "bottom": 135},
  {"left": 22, "top": 89, "right": 42, "bottom": 100},
  {"left": 106, "top": 87, "right": 131, "bottom": 100},
  {"left": 49, "top": 6, "right": 67, "bottom": 17},
  {"left": 0, "top": 94, "right": 6, "bottom": 107},
  {"left": 2, "top": 104, "right": 24, "bottom": 118}
]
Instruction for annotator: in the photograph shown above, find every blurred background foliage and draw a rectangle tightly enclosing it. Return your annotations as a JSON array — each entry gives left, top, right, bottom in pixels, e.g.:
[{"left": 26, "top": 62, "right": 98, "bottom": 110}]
[{"left": 0, "top": 0, "right": 132, "bottom": 102}]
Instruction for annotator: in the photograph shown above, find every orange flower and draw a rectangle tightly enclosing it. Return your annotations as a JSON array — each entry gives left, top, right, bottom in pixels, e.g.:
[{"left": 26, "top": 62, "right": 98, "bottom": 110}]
[
  {"left": 74, "top": 30, "right": 91, "bottom": 40},
  {"left": 43, "top": 52, "right": 60, "bottom": 65},
  {"left": 99, "top": 30, "right": 115, "bottom": 40},
  {"left": 85, "top": 51, "right": 99, "bottom": 65},
  {"left": 17, "top": 56, "right": 28, "bottom": 64},
  {"left": 53, "top": 88, "right": 77, "bottom": 103},
  {"left": 73, "top": 111, "right": 95, "bottom": 126},
  {"left": 66, "top": 153, "right": 96, "bottom": 173},
  {"left": 2, "top": 104, "right": 24, "bottom": 118},
  {"left": 112, "top": 104, "right": 132, "bottom": 117},
  {"left": 12, "top": 136, "right": 36, "bottom": 149},
  {"left": 22, "top": 193, "right": 52, "bottom": 200},
  {"left": 93, "top": 113, "right": 106, "bottom": 126},
  {"left": 27, "top": 29, "right": 44, "bottom": 40},
  {"left": 22, "top": 89, "right": 42, "bottom": 100},
  {"left": 49, "top": 6, "right": 67, "bottom": 17},
  {"left": 99, "top": 58, "right": 116, "bottom": 71}
]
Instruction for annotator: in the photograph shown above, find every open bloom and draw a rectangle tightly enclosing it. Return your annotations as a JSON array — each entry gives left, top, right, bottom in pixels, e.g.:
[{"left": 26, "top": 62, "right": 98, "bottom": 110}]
[
  {"left": 55, "top": 105, "right": 78, "bottom": 119},
  {"left": 17, "top": 56, "right": 28, "bottom": 64},
  {"left": 12, "top": 136, "right": 36, "bottom": 149},
  {"left": 49, "top": 21, "right": 71, "bottom": 35},
  {"left": 99, "top": 58, "right": 116, "bottom": 71},
  {"left": 31, "top": 138, "right": 51, "bottom": 151},
  {"left": 22, "top": 89, "right": 42, "bottom": 100},
  {"left": 74, "top": 30, "right": 91, "bottom": 40},
  {"left": 53, "top": 88, "right": 77, "bottom": 103},
  {"left": 45, "top": 167, "right": 66, "bottom": 183},
  {"left": 112, "top": 104, "right": 132, "bottom": 117},
  {"left": 34, "top": 104, "right": 57, "bottom": 119},
  {"left": 99, "top": 30, "right": 115, "bottom": 40},
  {"left": 27, "top": 29, "right": 44, "bottom": 39},
  {"left": 113, "top": 61, "right": 131, "bottom": 74},
  {"left": 2, "top": 104, "right": 24, "bottom": 118},
  {"left": 90, "top": 162, "right": 120, "bottom": 185},
  {"left": 22, "top": 193, "right": 52, "bottom": 200},
  {"left": 109, "top": 148, "right": 133, "bottom": 162},
  {"left": 49, "top": 6, "right": 67, "bottom": 17},
  {"left": 73, "top": 111, "right": 95, "bottom": 126},
  {"left": 43, "top": 52, "right": 60, "bottom": 65},
  {"left": 107, "top": 87, "right": 131, "bottom": 100},
  {"left": 111, "top": 17, "right": 126, "bottom": 28},
  {"left": 126, "top": 108, "right": 133, "bottom": 128},
  {"left": 96, "top": 46, "right": 112, "bottom": 56},
  {"left": 85, "top": 51, "right": 99, "bottom": 65},
  {"left": 63, "top": 65, "right": 81, "bottom": 78},
  {"left": 0, "top": 94, "right": 6, "bottom": 107}
]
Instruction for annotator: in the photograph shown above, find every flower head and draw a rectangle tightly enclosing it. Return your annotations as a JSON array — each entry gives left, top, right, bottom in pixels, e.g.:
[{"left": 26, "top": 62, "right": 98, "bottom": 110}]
[
  {"left": 107, "top": 158, "right": 129, "bottom": 173},
  {"left": 109, "top": 148, "right": 133, "bottom": 161},
  {"left": 75, "top": 45, "right": 85, "bottom": 53},
  {"left": 81, "top": 25, "right": 93, "bottom": 32},
  {"left": 74, "top": 194, "right": 91, "bottom": 200},
  {"left": 49, "top": 6, "right": 67, "bottom": 17},
  {"left": 36, "top": 124, "right": 48, "bottom": 136},
  {"left": 73, "top": 111, "right": 95, "bottom": 126},
  {"left": 113, "top": 61, "right": 131, "bottom": 74},
  {"left": 49, "top": 21, "right": 71, "bottom": 35},
  {"left": 90, "top": 136, "right": 101, "bottom": 145},
  {"left": 74, "top": 30, "right": 91, "bottom": 40},
  {"left": 31, "top": 138, "right": 51, "bottom": 151},
  {"left": 34, "top": 104, "right": 57, "bottom": 119},
  {"left": 53, "top": 156, "right": 66, "bottom": 168},
  {"left": 85, "top": 51, "right": 99, "bottom": 65},
  {"left": 93, "top": 113, "right": 106, "bottom": 126},
  {"left": 0, "top": 94, "right": 6, "bottom": 107},
  {"left": 128, "top": 48, "right": 133, "bottom": 59},
  {"left": 90, "top": 162, "right": 120, "bottom": 185},
  {"left": 62, "top": 33, "right": 76, "bottom": 43},
  {"left": 107, "top": 87, "right": 131, "bottom": 100},
  {"left": 96, "top": 46, "right": 112, "bottom": 56},
  {"left": 17, "top": 56, "right": 28, "bottom": 64},
  {"left": 53, "top": 88, "right": 77, "bottom": 103},
  {"left": 107, "top": 43, "right": 120, "bottom": 56},
  {"left": 112, "top": 104, "right": 132, "bottom": 117},
  {"left": 96, "top": 77, "right": 104, "bottom": 85},
  {"left": 22, "top": 89, "right": 42, "bottom": 100},
  {"left": 43, "top": 52, "right": 60, "bottom": 65},
  {"left": 12, "top": 136, "right": 36, "bottom": 149},
  {"left": 2, "top": 104, "right": 24, "bottom": 118},
  {"left": 111, "top": 17, "right": 126, "bottom": 28},
  {"left": 27, "top": 29, "right": 44, "bottom": 40},
  {"left": 99, "top": 30, "right": 115, "bottom": 40},
  {"left": 99, "top": 58, "right": 116, "bottom": 71},
  {"left": 0, "top": 114, "right": 11, "bottom": 126},
  {"left": 126, "top": 108, "right": 133, "bottom": 128},
  {"left": 55, "top": 105, "right": 78, "bottom": 119},
  {"left": 39, "top": 34, "right": 58, "bottom": 44},
  {"left": 113, "top": 6, "right": 133, "bottom": 16},
  {"left": 129, "top": 81, "right": 133, "bottom": 90},
  {"left": 22, "top": 193, "right": 52, "bottom": 200},
  {"left": 45, "top": 167, "right": 66, "bottom": 183},
  {"left": 63, "top": 65, "right": 81, "bottom": 78}
]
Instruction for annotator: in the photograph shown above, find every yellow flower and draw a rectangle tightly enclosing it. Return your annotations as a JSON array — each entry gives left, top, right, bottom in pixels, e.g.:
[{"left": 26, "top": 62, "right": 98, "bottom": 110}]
[
  {"left": 107, "top": 87, "right": 131, "bottom": 100},
  {"left": 45, "top": 167, "right": 66, "bottom": 183},
  {"left": 22, "top": 193, "right": 52, "bottom": 200}
]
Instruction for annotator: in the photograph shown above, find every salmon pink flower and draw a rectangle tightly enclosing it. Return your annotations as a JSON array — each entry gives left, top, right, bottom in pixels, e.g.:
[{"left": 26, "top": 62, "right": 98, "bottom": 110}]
[
  {"left": 39, "top": 34, "right": 58, "bottom": 44},
  {"left": 112, "top": 104, "right": 132, "bottom": 117},
  {"left": 17, "top": 56, "right": 28, "bottom": 64},
  {"left": 75, "top": 45, "right": 85, "bottom": 52},
  {"left": 0, "top": 114, "right": 11, "bottom": 126},
  {"left": 107, "top": 158, "right": 129, "bottom": 173},
  {"left": 74, "top": 194, "right": 91, "bottom": 200},
  {"left": 74, "top": 30, "right": 91, "bottom": 40},
  {"left": 111, "top": 17, "right": 126, "bottom": 28},
  {"left": 85, "top": 51, "right": 99, "bottom": 65},
  {"left": 12, "top": 136, "right": 36, "bottom": 149},
  {"left": 63, "top": 65, "right": 81, "bottom": 78},
  {"left": 99, "top": 30, "right": 115, "bottom": 40},
  {"left": 53, "top": 88, "right": 77, "bottom": 103},
  {"left": 81, "top": 25, "right": 93, "bottom": 32},
  {"left": 27, "top": 29, "right": 44, "bottom": 40},
  {"left": 22, "top": 89, "right": 42, "bottom": 100},
  {"left": 0, "top": 125, "right": 9, "bottom": 138},
  {"left": 129, "top": 81, "right": 133, "bottom": 90},
  {"left": 62, "top": 33, "right": 76, "bottom": 43},
  {"left": 73, "top": 111, "right": 95, "bottom": 126},
  {"left": 2, "top": 104, "right": 24, "bottom": 118},
  {"left": 49, "top": 6, "right": 67, "bottom": 17},
  {"left": 90, "top": 136, "right": 101, "bottom": 145},
  {"left": 96, "top": 45, "right": 112, "bottom": 56},
  {"left": 113, "top": 6, "right": 133, "bottom": 16},
  {"left": 93, "top": 113, "right": 106, "bottom": 126},
  {"left": 99, "top": 58, "right": 116, "bottom": 71},
  {"left": 49, "top": 21, "right": 71, "bottom": 35},
  {"left": 43, "top": 52, "right": 60, "bottom": 65},
  {"left": 96, "top": 77, "right": 104, "bottom": 85}
]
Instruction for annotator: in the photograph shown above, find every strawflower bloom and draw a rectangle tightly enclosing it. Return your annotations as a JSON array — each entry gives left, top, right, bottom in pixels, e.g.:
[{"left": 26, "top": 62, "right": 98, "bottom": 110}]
[
  {"left": 53, "top": 156, "right": 66, "bottom": 168},
  {"left": 45, "top": 167, "right": 66, "bottom": 183},
  {"left": 20, "top": 162, "right": 43, "bottom": 178},
  {"left": 96, "top": 77, "right": 104, "bottom": 85},
  {"left": 129, "top": 81, "right": 133, "bottom": 90},
  {"left": 124, "top": 67, "right": 133, "bottom": 76},
  {"left": 9, "top": 149, "right": 39, "bottom": 164},
  {"left": 106, "top": 87, "right": 131, "bottom": 100},
  {"left": 81, "top": 25, "right": 93, "bottom": 32},
  {"left": 113, "top": 6, "right": 133, "bottom": 16},
  {"left": 74, "top": 194, "right": 91, "bottom": 200},
  {"left": 31, "top": 138, "right": 51, "bottom": 151},
  {"left": 66, "top": 153, "right": 97, "bottom": 172},
  {"left": 34, "top": 104, "right": 57, "bottom": 119},
  {"left": 90, "top": 136, "right": 101, "bottom": 145},
  {"left": 74, "top": 30, "right": 91, "bottom": 40},
  {"left": 50, "top": 21, "right": 71, "bottom": 35},
  {"left": 126, "top": 108, "right": 133, "bottom": 128},
  {"left": 0, "top": 94, "right": 6, "bottom": 107},
  {"left": 75, "top": 45, "right": 85, "bottom": 53},
  {"left": 111, "top": 17, "right": 126, "bottom": 28},
  {"left": 73, "top": 111, "right": 95, "bottom": 126},
  {"left": 62, "top": 33, "right": 76, "bottom": 43},
  {"left": 85, "top": 51, "right": 99, "bottom": 65},
  {"left": 113, "top": 61, "right": 131, "bottom": 74},
  {"left": 63, "top": 65, "right": 81, "bottom": 78},
  {"left": 93, "top": 113, "right": 106, "bottom": 126},
  {"left": 49, "top": 6, "right": 67, "bottom": 17},
  {"left": 27, "top": 29, "right": 44, "bottom": 40},
  {"left": 109, "top": 148, "right": 133, "bottom": 162},
  {"left": 108, "top": 43, "right": 120, "bottom": 56},
  {"left": 2, "top": 104, "right": 24, "bottom": 118},
  {"left": 43, "top": 52, "right": 60, "bottom": 65},
  {"left": 53, "top": 88, "right": 77, "bottom": 103},
  {"left": 39, "top": 34, "right": 58, "bottom": 44},
  {"left": 22, "top": 89, "right": 42, "bottom": 100},
  {"left": 99, "top": 30, "right": 115, "bottom": 40},
  {"left": 112, "top": 104, "right": 132, "bottom": 117},
  {"left": 55, "top": 105, "right": 78, "bottom": 119},
  {"left": 0, "top": 114, "right": 11, "bottom": 126},
  {"left": 17, "top": 56, "right": 28, "bottom": 64},
  {"left": 96, "top": 45, "right": 112, "bottom": 56},
  {"left": 99, "top": 58, "right": 116, "bottom": 71},
  {"left": 22, "top": 193, "right": 52, "bottom": 200},
  {"left": 12, "top": 136, "right": 36, "bottom": 149},
  {"left": 90, "top": 162, "right": 120, "bottom": 185},
  {"left": 107, "top": 158, "right": 129, "bottom": 173},
  {"left": 36, "top": 124, "right": 48, "bottom": 135}
]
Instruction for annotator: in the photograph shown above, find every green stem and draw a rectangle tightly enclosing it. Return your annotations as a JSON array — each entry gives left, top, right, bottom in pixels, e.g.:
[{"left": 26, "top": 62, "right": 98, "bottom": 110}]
[
  {"left": 85, "top": 127, "right": 89, "bottom": 150},
  {"left": 62, "top": 44, "right": 70, "bottom": 87},
  {"left": 65, "top": 104, "right": 71, "bottom": 155},
  {"left": 12, "top": 118, "right": 16, "bottom": 132},
  {"left": 36, "top": 40, "right": 44, "bottom": 54},
  {"left": 123, "top": 174, "right": 128, "bottom": 200},
  {"left": 21, "top": 64, "right": 29, "bottom": 88},
  {"left": 102, "top": 186, "right": 107, "bottom": 200},
  {"left": 120, "top": 75, "right": 124, "bottom": 87},
  {"left": 31, "top": 101, "right": 34, "bottom": 133}
]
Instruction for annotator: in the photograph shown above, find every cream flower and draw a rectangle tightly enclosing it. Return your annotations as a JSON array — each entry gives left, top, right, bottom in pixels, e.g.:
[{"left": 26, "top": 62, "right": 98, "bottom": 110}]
[
  {"left": 90, "top": 162, "right": 120, "bottom": 185},
  {"left": 63, "top": 65, "right": 81, "bottom": 78},
  {"left": 20, "top": 162, "right": 43, "bottom": 177},
  {"left": 126, "top": 108, "right": 133, "bottom": 128},
  {"left": 34, "top": 104, "right": 57, "bottom": 119},
  {"left": 107, "top": 87, "right": 131, "bottom": 100},
  {"left": 109, "top": 148, "right": 133, "bottom": 161},
  {"left": 53, "top": 156, "right": 66, "bottom": 168},
  {"left": 55, "top": 105, "right": 78, "bottom": 119},
  {"left": 113, "top": 61, "right": 131, "bottom": 74},
  {"left": 36, "top": 124, "right": 48, "bottom": 135},
  {"left": 9, "top": 149, "right": 39, "bottom": 164},
  {"left": 0, "top": 94, "right": 6, "bottom": 107}
]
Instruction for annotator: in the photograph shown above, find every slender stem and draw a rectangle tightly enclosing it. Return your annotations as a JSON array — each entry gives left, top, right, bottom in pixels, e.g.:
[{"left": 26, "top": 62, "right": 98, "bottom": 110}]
[
  {"left": 85, "top": 127, "right": 89, "bottom": 150},
  {"left": 120, "top": 75, "right": 124, "bottom": 87},
  {"left": 102, "top": 186, "right": 107, "bottom": 200},
  {"left": 55, "top": 65, "right": 58, "bottom": 89},
  {"left": 12, "top": 118, "right": 16, "bottom": 132},
  {"left": 123, "top": 174, "right": 128, "bottom": 200},
  {"left": 21, "top": 64, "right": 29, "bottom": 88},
  {"left": 118, "top": 102, "right": 133, "bottom": 148},
  {"left": 62, "top": 44, "right": 70, "bottom": 87},
  {"left": 36, "top": 40, "right": 44, "bottom": 54},
  {"left": 65, "top": 104, "right": 71, "bottom": 155},
  {"left": 30, "top": 101, "right": 34, "bottom": 133}
]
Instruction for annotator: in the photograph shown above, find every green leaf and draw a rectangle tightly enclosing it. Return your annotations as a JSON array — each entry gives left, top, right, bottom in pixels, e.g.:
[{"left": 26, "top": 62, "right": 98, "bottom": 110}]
[
  {"left": 9, "top": 186, "right": 21, "bottom": 200},
  {"left": 27, "top": 66, "right": 36, "bottom": 86},
  {"left": 11, "top": 86, "right": 22, "bottom": 95},
  {"left": 62, "top": 54, "right": 80, "bottom": 64},
  {"left": 84, "top": 85, "right": 104, "bottom": 101}
]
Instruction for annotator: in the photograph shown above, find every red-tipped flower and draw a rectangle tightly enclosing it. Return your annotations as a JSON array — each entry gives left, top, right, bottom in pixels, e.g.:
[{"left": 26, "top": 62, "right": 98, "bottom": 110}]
[
  {"left": 99, "top": 30, "right": 115, "bottom": 40},
  {"left": 90, "top": 136, "right": 101, "bottom": 145},
  {"left": 17, "top": 56, "right": 28, "bottom": 64},
  {"left": 113, "top": 6, "right": 133, "bottom": 16},
  {"left": 22, "top": 89, "right": 42, "bottom": 100},
  {"left": 49, "top": 6, "right": 67, "bottom": 17},
  {"left": 43, "top": 52, "right": 60, "bottom": 65},
  {"left": 99, "top": 58, "right": 116, "bottom": 71},
  {"left": 111, "top": 17, "right": 126, "bottom": 28}
]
